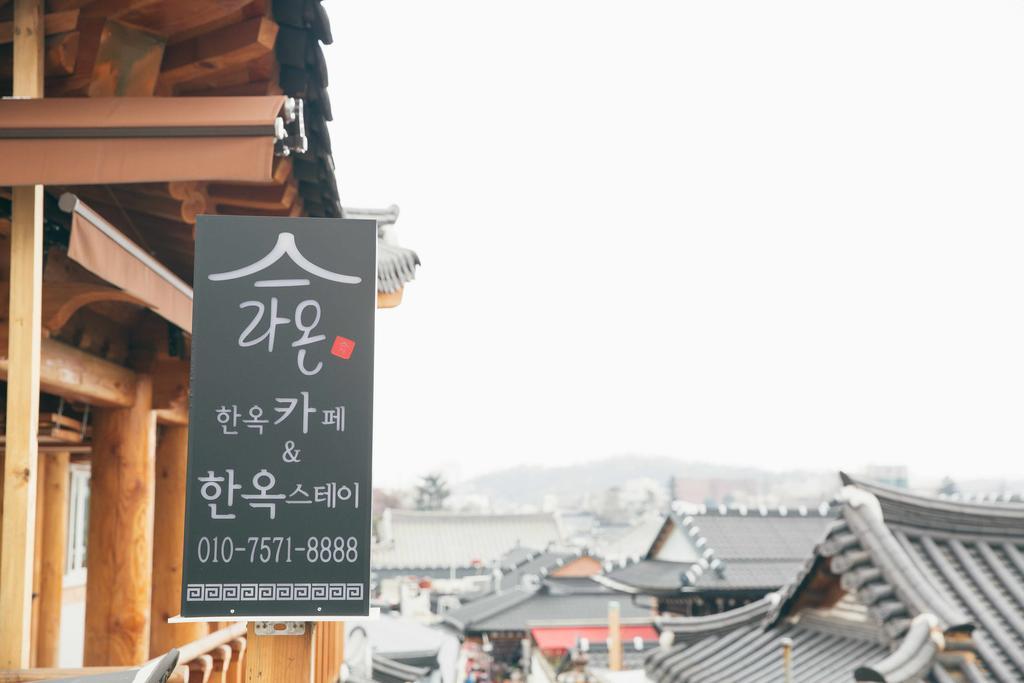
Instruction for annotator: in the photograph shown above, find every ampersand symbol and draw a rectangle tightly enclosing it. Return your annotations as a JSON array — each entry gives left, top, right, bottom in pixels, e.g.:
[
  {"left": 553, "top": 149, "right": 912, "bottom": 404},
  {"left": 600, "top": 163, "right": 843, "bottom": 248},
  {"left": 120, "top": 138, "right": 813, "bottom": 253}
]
[{"left": 282, "top": 440, "right": 301, "bottom": 463}]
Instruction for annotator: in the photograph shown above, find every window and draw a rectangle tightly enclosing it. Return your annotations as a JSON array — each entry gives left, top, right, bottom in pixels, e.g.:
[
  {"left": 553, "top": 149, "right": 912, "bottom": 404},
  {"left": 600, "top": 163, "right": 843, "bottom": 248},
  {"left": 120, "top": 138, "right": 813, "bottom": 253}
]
[{"left": 65, "top": 464, "right": 90, "bottom": 584}]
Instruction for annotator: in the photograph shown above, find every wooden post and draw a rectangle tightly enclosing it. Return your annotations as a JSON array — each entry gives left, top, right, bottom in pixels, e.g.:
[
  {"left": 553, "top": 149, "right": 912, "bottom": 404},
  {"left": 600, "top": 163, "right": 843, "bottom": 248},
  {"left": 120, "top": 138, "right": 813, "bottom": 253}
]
[
  {"left": 314, "top": 623, "right": 344, "bottom": 683},
  {"left": 84, "top": 376, "right": 156, "bottom": 666},
  {"left": 245, "top": 623, "right": 315, "bottom": 683},
  {"left": 0, "top": 0, "right": 45, "bottom": 665},
  {"left": 607, "top": 600, "right": 622, "bottom": 672},
  {"left": 30, "top": 460, "right": 45, "bottom": 665},
  {"left": 35, "top": 451, "right": 70, "bottom": 667},
  {"left": 151, "top": 423, "right": 209, "bottom": 656}
]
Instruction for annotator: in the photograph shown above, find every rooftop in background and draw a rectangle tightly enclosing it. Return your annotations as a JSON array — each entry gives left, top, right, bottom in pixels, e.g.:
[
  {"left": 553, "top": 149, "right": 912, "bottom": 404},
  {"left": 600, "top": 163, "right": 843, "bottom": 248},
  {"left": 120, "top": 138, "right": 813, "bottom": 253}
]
[
  {"left": 442, "top": 576, "right": 654, "bottom": 635},
  {"left": 372, "top": 509, "right": 564, "bottom": 571},
  {"left": 599, "top": 503, "right": 833, "bottom": 598},
  {"left": 646, "top": 472, "right": 1024, "bottom": 682}
]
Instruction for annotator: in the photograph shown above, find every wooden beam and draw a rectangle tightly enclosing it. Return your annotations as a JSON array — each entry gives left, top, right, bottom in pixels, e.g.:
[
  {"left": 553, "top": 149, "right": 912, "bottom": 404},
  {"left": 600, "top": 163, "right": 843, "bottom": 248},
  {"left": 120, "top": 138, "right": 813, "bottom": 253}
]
[
  {"left": 122, "top": 181, "right": 207, "bottom": 202},
  {"left": 44, "top": 16, "right": 103, "bottom": 96},
  {"left": 0, "top": 666, "right": 137, "bottom": 681},
  {"left": 215, "top": 200, "right": 303, "bottom": 218},
  {"left": 75, "top": 0, "right": 161, "bottom": 18},
  {"left": 208, "top": 180, "right": 298, "bottom": 211},
  {"left": 29, "top": 460, "right": 44, "bottom": 666},
  {"left": 150, "top": 424, "right": 207, "bottom": 657},
  {"left": 0, "top": 31, "right": 80, "bottom": 79},
  {"left": 156, "top": 16, "right": 277, "bottom": 95},
  {"left": 0, "top": 9, "right": 79, "bottom": 44},
  {"left": 0, "top": 337, "right": 138, "bottom": 408},
  {"left": 84, "top": 376, "right": 155, "bottom": 666},
  {"left": 0, "top": 0, "right": 44, "bottom": 665},
  {"left": 152, "top": 355, "right": 189, "bottom": 412},
  {"left": 39, "top": 282, "right": 145, "bottom": 334},
  {"left": 69, "top": 187, "right": 206, "bottom": 225},
  {"left": 34, "top": 451, "right": 69, "bottom": 667},
  {"left": 87, "top": 19, "right": 165, "bottom": 97},
  {"left": 245, "top": 623, "right": 315, "bottom": 683},
  {"left": 154, "top": 407, "right": 188, "bottom": 427}
]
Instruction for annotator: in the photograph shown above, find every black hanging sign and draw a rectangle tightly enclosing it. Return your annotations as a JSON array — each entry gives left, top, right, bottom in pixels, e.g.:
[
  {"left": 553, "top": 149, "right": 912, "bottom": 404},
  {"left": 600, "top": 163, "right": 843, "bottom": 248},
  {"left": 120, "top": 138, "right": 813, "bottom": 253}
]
[{"left": 180, "top": 216, "right": 375, "bottom": 618}]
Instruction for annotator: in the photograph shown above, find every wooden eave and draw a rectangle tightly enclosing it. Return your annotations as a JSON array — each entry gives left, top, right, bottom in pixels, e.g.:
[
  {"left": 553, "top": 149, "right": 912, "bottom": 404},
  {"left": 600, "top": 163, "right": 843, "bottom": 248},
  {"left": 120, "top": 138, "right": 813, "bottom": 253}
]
[{"left": 0, "top": 0, "right": 341, "bottom": 285}]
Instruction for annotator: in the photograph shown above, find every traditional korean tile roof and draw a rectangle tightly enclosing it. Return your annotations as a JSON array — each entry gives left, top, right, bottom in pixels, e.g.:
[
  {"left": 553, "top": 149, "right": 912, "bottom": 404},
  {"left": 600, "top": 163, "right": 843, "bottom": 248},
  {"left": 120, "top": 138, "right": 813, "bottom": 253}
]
[
  {"left": 442, "top": 577, "right": 653, "bottom": 635},
  {"left": 597, "top": 559, "right": 689, "bottom": 595},
  {"left": 270, "top": 0, "right": 341, "bottom": 218},
  {"left": 645, "top": 473, "right": 1024, "bottom": 683},
  {"left": 591, "top": 516, "right": 666, "bottom": 563},
  {"left": 496, "top": 548, "right": 582, "bottom": 591},
  {"left": 599, "top": 506, "right": 833, "bottom": 596},
  {"left": 377, "top": 241, "right": 420, "bottom": 294},
  {"left": 647, "top": 606, "right": 889, "bottom": 683},
  {"left": 342, "top": 206, "right": 420, "bottom": 294},
  {"left": 372, "top": 653, "right": 432, "bottom": 683},
  {"left": 372, "top": 509, "right": 564, "bottom": 571}
]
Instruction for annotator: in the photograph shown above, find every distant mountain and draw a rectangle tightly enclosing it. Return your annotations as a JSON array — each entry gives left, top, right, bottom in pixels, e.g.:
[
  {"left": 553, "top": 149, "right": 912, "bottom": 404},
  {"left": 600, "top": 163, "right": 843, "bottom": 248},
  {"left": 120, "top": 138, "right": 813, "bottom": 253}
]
[{"left": 455, "top": 454, "right": 836, "bottom": 508}]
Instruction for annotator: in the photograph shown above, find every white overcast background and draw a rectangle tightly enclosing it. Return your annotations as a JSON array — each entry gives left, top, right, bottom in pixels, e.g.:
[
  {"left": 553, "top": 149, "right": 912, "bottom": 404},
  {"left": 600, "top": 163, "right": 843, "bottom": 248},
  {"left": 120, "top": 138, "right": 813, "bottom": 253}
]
[{"left": 325, "top": 1, "right": 1024, "bottom": 488}]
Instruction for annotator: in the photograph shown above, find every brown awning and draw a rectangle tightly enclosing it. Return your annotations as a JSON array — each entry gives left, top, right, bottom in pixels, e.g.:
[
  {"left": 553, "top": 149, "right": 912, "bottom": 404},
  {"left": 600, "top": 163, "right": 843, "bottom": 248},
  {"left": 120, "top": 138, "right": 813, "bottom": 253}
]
[
  {"left": 59, "top": 193, "right": 193, "bottom": 332},
  {"left": 0, "top": 96, "right": 290, "bottom": 185}
]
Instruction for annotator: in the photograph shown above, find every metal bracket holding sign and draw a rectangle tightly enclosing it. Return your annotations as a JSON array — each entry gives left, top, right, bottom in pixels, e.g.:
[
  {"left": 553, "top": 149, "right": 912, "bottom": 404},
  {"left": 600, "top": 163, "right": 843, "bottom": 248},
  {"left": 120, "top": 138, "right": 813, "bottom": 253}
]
[
  {"left": 254, "top": 622, "right": 306, "bottom": 636},
  {"left": 179, "top": 216, "right": 376, "bottom": 620}
]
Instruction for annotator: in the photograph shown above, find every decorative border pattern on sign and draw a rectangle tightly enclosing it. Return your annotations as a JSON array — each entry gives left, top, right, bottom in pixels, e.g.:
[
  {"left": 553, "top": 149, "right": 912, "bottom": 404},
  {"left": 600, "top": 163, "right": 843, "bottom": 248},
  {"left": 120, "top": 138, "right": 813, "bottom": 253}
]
[{"left": 185, "top": 583, "right": 364, "bottom": 602}]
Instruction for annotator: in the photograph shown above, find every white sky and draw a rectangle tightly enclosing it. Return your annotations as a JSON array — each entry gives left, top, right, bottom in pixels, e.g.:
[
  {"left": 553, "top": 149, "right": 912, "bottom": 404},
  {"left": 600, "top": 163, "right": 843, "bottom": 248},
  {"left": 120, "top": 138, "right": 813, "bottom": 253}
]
[{"left": 326, "top": 1, "right": 1024, "bottom": 488}]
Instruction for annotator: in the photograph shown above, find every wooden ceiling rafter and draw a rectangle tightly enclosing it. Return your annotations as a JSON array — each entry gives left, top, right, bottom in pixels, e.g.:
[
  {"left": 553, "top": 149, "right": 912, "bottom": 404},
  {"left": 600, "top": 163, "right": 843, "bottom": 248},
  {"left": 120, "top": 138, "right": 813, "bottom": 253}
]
[
  {"left": 67, "top": 185, "right": 207, "bottom": 225},
  {"left": 155, "top": 14, "right": 277, "bottom": 96}
]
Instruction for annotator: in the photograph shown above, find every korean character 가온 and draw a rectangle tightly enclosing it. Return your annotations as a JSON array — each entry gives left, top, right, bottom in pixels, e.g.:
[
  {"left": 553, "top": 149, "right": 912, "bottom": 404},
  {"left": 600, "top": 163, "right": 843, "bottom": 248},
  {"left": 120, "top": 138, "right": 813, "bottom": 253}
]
[
  {"left": 242, "top": 406, "right": 269, "bottom": 434},
  {"left": 216, "top": 405, "right": 240, "bottom": 435},
  {"left": 274, "top": 392, "right": 316, "bottom": 434},
  {"left": 285, "top": 483, "right": 312, "bottom": 505},
  {"left": 241, "top": 469, "right": 286, "bottom": 519},
  {"left": 322, "top": 406, "right": 346, "bottom": 432},
  {"left": 199, "top": 469, "right": 241, "bottom": 519}
]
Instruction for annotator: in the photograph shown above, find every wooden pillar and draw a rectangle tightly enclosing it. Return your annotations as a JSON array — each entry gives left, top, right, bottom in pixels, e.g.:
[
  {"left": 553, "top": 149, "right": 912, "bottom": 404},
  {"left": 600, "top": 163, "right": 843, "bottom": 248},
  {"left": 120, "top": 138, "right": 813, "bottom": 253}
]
[
  {"left": 29, "top": 460, "right": 45, "bottom": 665},
  {"left": 245, "top": 623, "right": 315, "bottom": 683},
  {"left": 151, "top": 423, "right": 208, "bottom": 655},
  {"left": 0, "top": 0, "right": 45, "bottom": 666},
  {"left": 608, "top": 600, "right": 622, "bottom": 671},
  {"left": 84, "top": 376, "right": 155, "bottom": 666},
  {"left": 314, "top": 623, "right": 344, "bottom": 683},
  {"left": 35, "top": 451, "right": 70, "bottom": 667}
]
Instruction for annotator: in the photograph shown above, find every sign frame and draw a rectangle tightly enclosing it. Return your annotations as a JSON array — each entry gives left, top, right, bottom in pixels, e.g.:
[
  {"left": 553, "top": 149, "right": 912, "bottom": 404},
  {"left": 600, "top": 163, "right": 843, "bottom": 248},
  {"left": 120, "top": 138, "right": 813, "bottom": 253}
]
[{"left": 178, "top": 215, "right": 376, "bottom": 620}]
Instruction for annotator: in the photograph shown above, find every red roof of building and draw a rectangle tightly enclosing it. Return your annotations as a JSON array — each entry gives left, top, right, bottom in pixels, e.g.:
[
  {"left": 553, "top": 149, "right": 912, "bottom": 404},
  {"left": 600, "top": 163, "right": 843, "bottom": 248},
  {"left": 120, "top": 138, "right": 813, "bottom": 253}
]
[{"left": 530, "top": 626, "right": 658, "bottom": 651}]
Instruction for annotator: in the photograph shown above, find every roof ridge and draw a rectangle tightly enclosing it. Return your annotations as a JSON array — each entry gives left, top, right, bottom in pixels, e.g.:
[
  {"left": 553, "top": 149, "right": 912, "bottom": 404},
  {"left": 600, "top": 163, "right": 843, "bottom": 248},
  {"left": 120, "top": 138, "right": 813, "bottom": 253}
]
[
  {"left": 441, "top": 586, "right": 539, "bottom": 632},
  {"left": 656, "top": 593, "right": 777, "bottom": 640},
  {"left": 671, "top": 501, "right": 833, "bottom": 517},
  {"left": 840, "top": 472, "right": 1024, "bottom": 532},
  {"left": 770, "top": 484, "right": 973, "bottom": 638},
  {"left": 673, "top": 513, "right": 726, "bottom": 584}
]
